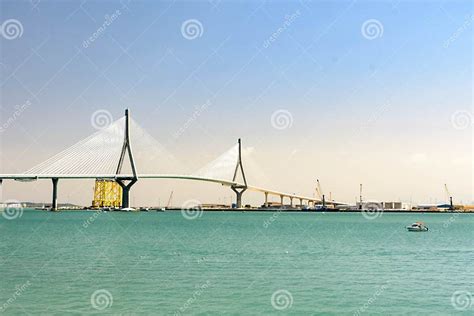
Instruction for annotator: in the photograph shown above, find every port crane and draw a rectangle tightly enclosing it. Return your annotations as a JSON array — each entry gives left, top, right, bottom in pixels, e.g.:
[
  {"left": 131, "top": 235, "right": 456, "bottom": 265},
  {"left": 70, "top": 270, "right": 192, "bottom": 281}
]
[
  {"left": 166, "top": 190, "right": 174, "bottom": 208},
  {"left": 316, "top": 179, "right": 326, "bottom": 208},
  {"left": 444, "top": 184, "right": 454, "bottom": 210}
]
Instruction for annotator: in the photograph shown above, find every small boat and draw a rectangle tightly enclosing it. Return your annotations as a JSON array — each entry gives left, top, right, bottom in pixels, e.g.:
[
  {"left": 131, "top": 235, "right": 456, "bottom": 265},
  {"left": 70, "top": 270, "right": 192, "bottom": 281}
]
[
  {"left": 406, "top": 222, "right": 428, "bottom": 232},
  {"left": 120, "top": 207, "right": 136, "bottom": 212}
]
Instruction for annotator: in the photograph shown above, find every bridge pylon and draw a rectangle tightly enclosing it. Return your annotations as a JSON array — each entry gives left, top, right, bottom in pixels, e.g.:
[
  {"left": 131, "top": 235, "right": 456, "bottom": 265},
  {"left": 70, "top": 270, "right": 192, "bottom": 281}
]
[
  {"left": 231, "top": 138, "right": 247, "bottom": 208},
  {"left": 115, "top": 109, "right": 138, "bottom": 209}
]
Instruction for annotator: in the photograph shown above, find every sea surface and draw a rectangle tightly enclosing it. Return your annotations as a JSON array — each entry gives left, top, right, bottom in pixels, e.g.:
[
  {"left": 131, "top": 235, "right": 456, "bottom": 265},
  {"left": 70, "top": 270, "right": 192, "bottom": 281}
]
[{"left": 1, "top": 209, "right": 473, "bottom": 315}]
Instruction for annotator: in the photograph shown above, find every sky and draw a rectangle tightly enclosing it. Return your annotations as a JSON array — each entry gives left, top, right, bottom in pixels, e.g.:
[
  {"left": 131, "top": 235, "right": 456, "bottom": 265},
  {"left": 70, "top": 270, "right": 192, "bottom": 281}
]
[{"left": 0, "top": 0, "right": 473, "bottom": 207}]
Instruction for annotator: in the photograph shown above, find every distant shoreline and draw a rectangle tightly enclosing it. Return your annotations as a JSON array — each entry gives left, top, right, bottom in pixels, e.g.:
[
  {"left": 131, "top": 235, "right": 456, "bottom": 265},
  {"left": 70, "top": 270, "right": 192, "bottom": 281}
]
[{"left": 18, "top": 208, "right": 474, "bottom": 214}]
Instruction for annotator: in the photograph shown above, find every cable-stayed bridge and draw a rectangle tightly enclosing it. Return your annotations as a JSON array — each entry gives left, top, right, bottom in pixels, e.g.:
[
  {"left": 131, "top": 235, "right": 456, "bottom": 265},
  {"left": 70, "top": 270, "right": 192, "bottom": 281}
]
[{"left": 0, "top": 110, "right": 339, "bottom": 210}]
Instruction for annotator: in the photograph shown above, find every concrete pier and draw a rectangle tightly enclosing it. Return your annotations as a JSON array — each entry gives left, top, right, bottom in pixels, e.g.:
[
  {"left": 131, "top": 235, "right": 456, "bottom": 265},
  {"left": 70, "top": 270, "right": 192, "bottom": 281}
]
[
  {"left": 117, "top": 179, "right": 137, "bottom": 209},
  {"left": 51, "top": 178, "right": 58, "bottom": 211}
]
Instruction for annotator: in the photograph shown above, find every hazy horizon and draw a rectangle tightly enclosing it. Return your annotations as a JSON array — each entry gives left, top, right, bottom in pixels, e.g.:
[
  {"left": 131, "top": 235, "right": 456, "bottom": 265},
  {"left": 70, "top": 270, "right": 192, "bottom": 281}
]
[{"left": 1, "top": 0, "right": 473, "bottom": 207}]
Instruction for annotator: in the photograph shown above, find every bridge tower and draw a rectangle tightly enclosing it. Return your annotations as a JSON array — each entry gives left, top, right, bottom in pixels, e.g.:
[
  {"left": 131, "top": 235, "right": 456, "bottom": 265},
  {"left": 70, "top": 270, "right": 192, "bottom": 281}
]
[
  {"left": 115, "top": 109, "right": 138, "bottom": 209},
  {"left": 231, "top": 138, "right": 247, "bottom": 208}
]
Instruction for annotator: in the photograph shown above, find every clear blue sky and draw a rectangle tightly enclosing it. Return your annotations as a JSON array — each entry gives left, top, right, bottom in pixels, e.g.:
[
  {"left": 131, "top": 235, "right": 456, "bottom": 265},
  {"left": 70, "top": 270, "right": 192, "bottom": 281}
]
[{"left": 1, "top": 0, "right": 473, "bottom": 205}]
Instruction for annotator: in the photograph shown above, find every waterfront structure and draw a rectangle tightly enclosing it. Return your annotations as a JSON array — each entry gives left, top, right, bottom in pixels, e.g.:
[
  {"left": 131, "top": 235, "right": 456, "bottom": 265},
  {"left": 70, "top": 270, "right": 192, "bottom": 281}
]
[
  {"left": 0, "top": 110, "right": 329, "bottom": 210},
  {"left": 92, "top": 180, "right": 122, "bottom": 208}
]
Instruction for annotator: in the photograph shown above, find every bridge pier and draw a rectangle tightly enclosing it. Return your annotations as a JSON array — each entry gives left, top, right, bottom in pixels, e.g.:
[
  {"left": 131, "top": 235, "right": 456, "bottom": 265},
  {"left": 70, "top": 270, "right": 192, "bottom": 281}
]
[
  {"left": 117, "top": 179, "right": 137, "bottom": 208},
  {"left": 264, "top": 192, "right": 268, "bottom": 207},
  {"left": 280, "top": 195, "right": 284, "bottom": 208},
  {"left": 51, "top": 178, "right": 59, "bottom": 211},
  {"left": 290, "top": 197, "right": 293, "bottom": 207},
  {"left": 0, "top": 179, "right": 3, "bottom": 202},
  {"left": 231, "top": 185, "right": 246, "bottom": 208},
  {"left": 299, "top": 198, "right": 303, "bottom": 207}
]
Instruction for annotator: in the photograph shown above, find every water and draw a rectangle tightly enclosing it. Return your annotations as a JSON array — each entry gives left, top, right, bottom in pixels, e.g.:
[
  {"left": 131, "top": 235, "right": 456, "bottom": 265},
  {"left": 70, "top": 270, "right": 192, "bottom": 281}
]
[{"left": 1, "top": 210, "right": 473, "bottom": 315}]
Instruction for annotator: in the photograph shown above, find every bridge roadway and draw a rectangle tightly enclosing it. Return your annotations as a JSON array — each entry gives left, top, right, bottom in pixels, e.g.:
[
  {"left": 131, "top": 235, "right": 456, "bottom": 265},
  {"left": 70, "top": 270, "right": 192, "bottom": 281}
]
[{"left": 0, "top": 173, "right": 343, "bottom": 206}]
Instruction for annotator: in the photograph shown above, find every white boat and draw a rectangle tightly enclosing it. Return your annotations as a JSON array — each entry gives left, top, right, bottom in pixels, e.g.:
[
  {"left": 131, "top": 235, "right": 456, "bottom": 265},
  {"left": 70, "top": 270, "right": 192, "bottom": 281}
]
[
  {"left": 406, "top": 222, "right": 428, "bottom": 232},
  {"left": 120, "top": 207, "right": 136, "bottom": 212}
]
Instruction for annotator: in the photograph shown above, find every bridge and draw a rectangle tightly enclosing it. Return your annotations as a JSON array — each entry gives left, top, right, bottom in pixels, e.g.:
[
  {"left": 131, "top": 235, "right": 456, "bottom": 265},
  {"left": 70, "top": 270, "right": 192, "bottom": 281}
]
[{"left": 0, "top": 110, "right": 341, "bottom": 211}]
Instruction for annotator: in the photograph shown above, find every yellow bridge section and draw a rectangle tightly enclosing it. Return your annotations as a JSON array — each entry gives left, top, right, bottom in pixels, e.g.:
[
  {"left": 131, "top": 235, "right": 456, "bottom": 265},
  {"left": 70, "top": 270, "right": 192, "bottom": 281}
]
[{"left": 92, "top": 180, "right": 122, "bottom": 208}]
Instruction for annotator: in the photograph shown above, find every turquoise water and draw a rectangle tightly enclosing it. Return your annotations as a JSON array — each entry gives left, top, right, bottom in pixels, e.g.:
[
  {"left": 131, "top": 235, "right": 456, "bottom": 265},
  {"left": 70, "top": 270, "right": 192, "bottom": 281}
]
[{"left": 1, "top": 210, "right": 473, "bottom": 315}]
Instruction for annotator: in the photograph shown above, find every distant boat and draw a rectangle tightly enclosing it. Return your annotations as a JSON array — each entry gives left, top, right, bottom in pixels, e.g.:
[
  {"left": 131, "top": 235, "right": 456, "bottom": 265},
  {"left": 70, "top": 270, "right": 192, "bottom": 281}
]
[
  {"left": 120, "top": 207, "right": 136, "bottom": 212},
  {"left": 406, "top": 222, "right": 428, "bottom": 232}
]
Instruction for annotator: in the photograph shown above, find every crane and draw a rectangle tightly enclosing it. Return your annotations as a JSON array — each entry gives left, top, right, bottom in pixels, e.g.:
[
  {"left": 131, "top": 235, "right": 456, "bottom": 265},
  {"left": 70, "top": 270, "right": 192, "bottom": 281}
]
[
  {"left": 166, "top": 190, "right": 174, "bottom": 209},
  {"left": 444, "top": 184, "right": 453, "bottom": 210},
  {"left": 316, "top": 179, "right": 326, "bottom": 208}
]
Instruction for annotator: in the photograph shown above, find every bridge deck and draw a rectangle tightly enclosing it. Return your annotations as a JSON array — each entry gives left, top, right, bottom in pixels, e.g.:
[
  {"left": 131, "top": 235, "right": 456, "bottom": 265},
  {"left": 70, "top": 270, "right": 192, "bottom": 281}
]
[{"left": 0, "top": 173, "right": 344, "bottom": 204}]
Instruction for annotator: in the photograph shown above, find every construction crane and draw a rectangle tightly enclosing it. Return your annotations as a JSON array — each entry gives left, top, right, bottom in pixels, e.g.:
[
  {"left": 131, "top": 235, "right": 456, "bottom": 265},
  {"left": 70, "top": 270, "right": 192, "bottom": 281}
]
[
  {"left": 316, "top": 179, "right": 326, "bottom": 208},
  {"left": 166, "top": 190, "right": 174, "bottom": 209},
  {"left": 444, "top": 184, "right": 453, "bottom": 210}
]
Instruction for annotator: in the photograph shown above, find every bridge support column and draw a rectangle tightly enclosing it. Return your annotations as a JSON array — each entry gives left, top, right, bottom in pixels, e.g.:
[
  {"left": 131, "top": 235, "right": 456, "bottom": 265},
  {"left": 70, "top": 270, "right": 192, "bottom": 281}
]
[
  {"left": 0, "top": 179, "right": 3, "bottom": 202},
  {"left": 280, "top": 195, "right": 284, "bottom": 208},
  {"left": 51, "top": 178, "right": 59, "bottom": 211},
  {"left": 117, "top": 179, "right": 137, "bottom": 209},
  {"left": 299, "top": 198, "right": 303, "bottom": 207},
  {"left": 231, "top": 186, "right": 246, "bottom": 208},
  {"left": 264, "top": 192, "right": 268, "bottom": 207},
  {"left": 290, "top": 197, "right": 293, "bottom": 207}
]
